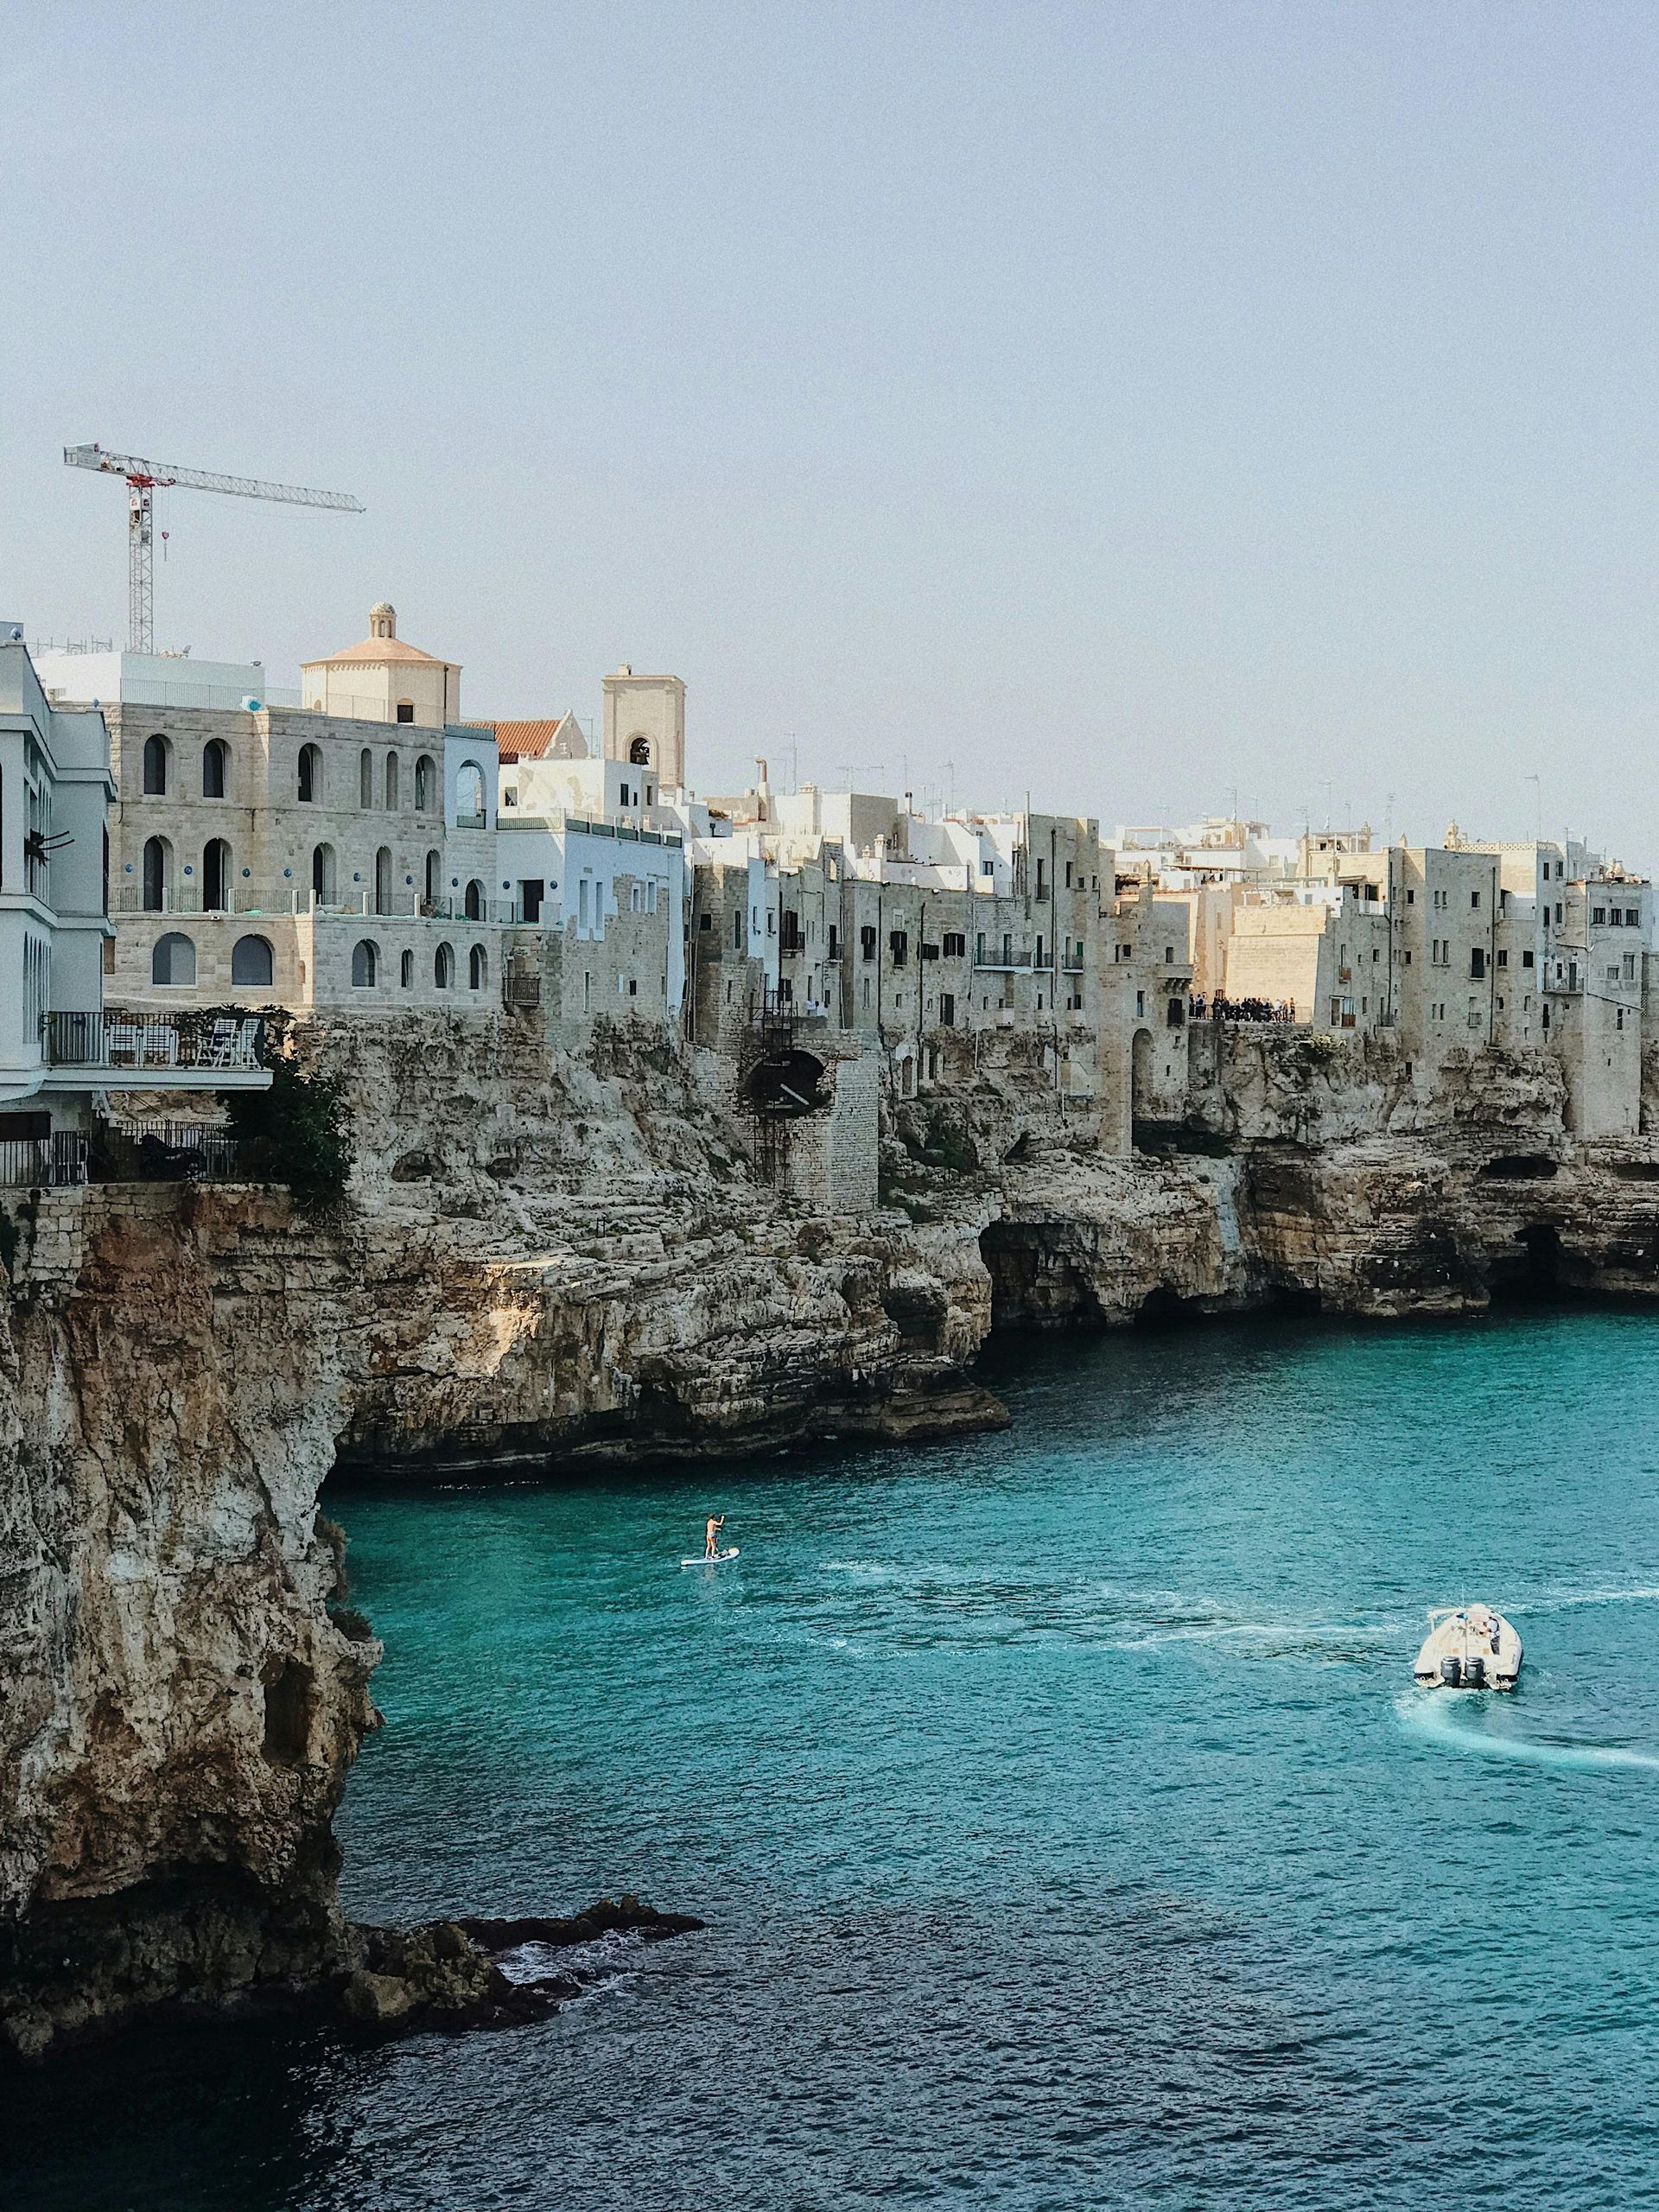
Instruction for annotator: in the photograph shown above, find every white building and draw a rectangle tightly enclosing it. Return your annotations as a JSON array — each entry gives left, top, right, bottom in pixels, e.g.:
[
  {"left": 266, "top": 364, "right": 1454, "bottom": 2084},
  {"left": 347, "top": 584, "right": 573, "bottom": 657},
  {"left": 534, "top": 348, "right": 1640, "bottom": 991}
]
[{"left": 0, "top": 625, "right": 113, "bottom": 1105}]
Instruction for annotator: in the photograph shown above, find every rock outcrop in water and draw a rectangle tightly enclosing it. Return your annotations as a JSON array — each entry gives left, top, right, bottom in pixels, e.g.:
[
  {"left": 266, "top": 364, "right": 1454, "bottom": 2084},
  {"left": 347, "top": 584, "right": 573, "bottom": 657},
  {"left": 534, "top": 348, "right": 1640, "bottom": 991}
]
[{"left": 6, "top": 1014, "right": 1659, "bottom": 2056}]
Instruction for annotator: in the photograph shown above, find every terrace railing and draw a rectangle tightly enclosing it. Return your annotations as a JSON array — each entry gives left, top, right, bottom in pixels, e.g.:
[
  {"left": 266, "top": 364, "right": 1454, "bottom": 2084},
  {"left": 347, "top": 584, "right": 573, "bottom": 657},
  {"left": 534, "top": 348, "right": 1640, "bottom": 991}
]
[
  {"left": 44, "top": 1008, "right": 268, "bottom": 1073},
  {"left": 0, "top": 1133, "right": 88, "bottom": 1189}
]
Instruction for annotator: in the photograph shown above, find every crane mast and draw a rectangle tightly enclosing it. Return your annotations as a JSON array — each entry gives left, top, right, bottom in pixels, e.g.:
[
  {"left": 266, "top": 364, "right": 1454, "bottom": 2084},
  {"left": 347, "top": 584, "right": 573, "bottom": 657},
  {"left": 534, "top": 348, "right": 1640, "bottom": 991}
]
[{"left": 63, "top": 442, "right": 365, "bottom": 654}]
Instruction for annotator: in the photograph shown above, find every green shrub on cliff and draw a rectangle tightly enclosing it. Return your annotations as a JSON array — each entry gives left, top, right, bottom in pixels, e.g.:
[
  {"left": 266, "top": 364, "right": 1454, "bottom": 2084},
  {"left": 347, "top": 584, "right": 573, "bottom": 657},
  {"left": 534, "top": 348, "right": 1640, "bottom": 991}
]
[{"left": 227, "top": 1063, "right": 353, "bottom": 1208}]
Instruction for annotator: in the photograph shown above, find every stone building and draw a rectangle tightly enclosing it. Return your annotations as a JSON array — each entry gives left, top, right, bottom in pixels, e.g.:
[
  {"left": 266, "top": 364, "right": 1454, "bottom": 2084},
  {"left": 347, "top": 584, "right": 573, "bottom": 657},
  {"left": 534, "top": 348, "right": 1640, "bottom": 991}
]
[
  {"left": 300, "top": 603, "right": 461, "bottom": 726},
  {"left": 53, "top": 607, "right": 499, "bottom": 1014},
  {"left": 1224, "top": 887, "right": 1391, "bottom": 1031}
]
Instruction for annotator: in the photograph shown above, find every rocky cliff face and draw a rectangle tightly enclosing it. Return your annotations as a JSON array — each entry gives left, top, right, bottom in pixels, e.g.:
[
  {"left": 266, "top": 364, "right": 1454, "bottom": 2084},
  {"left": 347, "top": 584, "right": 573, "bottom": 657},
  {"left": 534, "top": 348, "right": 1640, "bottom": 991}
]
[
  {"left": 0, "top": 1186, "right": 377, "bottom": 2057},
  {"left": 7, "top": 1014, "right": 1659, "bottom": 2056}
]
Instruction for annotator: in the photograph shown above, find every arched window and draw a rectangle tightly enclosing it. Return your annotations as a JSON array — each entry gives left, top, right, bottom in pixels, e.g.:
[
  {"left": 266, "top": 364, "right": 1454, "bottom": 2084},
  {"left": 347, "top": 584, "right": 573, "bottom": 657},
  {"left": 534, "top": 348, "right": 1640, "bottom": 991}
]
[
  {"left": 202, "top": 837, "right": 232, "bottom": 912},
  {"left": 374, "top": 845, "right": 392, "bottom": 916},
  {"left": 142, "top": 835, "right": 170, "bottom": 912},
  {"left": 352, "top": 939, "right": 378, "bottom": 988},
  {"left": 297, "top": 743, "right": 322, "bottom": 804},
  {"left": 359, "top": 747, "right": 374, "bottom": 810},
  {"left": 384, "top": 752, "right": 400, "bottom": 810},
  {"left": 143, "top": 734, "right": 168, "bottom": 796},
  {"left": 201, "top": 739, "right": 228, "bottom": 798},
  {"left": 468, "top": 944, "right": 487, "bottom": 991},
  {"left": 454, "top": 760, "right": 486, "bottom": 823},
  {"left": 628, "top": 735, "right": 651, "bottom": 766},
  {"left": 424, "top": 849, "right": 441, "bottom": 907},
  {"left": 434, "top": 942, "right": 454, "bottom": 989},
  {"left": 232, "top": 933, "right": 273, "bottom": 987},
  {"left": 415, "top": 754, "right": 436, "bottom": 811},
  {"left": 399, "top": 948, "right": 414, "bottom": 989},
  {"left": 151, "top": 931, "right": 196, "bottom": 986},
  {"left": 311, "top": 842, "right": 336, "bottom": 905},
  {"left": 464, "top": 878, "right": 484, "bottom": 921}
]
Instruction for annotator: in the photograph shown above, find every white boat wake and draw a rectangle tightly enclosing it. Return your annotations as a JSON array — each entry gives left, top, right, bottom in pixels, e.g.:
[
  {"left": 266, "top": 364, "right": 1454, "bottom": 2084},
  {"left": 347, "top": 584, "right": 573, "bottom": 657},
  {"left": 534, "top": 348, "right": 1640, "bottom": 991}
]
[{"left": 1395, "top": 1690, "right": 1659, "bottom": 1776}]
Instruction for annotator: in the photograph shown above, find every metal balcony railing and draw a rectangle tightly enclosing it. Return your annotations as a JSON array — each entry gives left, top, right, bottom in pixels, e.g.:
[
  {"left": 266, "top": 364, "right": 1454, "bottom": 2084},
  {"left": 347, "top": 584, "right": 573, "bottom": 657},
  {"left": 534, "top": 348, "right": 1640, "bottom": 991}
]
[
  {"left": 44, "top": 1007, "right": 268, "bottom": 1073},
  {"left": 0, "top": 1133, "right": 88, "bottom": 1188}
]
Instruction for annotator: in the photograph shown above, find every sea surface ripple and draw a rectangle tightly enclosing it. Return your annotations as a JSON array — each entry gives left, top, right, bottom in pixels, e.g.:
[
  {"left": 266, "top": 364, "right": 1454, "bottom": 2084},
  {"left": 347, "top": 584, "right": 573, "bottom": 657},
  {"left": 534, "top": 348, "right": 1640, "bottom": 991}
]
[{"left": 11, "top": 1309, "right": 1659, "bottom": 2209}]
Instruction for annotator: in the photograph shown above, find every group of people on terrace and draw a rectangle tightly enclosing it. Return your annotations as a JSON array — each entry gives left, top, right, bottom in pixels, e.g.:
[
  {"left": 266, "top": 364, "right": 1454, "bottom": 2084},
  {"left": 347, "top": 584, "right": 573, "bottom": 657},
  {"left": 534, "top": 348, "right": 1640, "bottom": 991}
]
[{"left": 1187, "top": 992, "right": 1298, "bottom": 1025}]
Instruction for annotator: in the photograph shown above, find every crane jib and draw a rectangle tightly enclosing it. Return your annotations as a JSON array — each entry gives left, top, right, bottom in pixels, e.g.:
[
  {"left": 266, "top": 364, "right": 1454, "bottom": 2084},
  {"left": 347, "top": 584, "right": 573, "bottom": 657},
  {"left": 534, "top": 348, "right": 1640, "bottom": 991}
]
[{"left": 62, "top": 441, "right": 365, "bottom": 652}]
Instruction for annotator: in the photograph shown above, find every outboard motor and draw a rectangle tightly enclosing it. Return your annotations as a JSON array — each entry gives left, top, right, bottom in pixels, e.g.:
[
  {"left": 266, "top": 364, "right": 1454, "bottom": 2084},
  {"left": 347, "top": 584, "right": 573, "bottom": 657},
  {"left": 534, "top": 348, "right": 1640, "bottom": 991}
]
[
  {"left": 1464, "top": 1655, "right": 1487, "bottom": 1689},
  {"left": 1440, "top": 1656, "right": 1462, "bottom": 1687}
]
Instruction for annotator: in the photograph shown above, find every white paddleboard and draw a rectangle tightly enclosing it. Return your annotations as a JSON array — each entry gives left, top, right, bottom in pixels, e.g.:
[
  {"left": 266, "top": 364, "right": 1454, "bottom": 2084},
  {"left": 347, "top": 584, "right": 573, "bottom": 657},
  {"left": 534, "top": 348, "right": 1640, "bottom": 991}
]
[{"left": 681, "top": 1547, "right": 741, "bottom": 1567}]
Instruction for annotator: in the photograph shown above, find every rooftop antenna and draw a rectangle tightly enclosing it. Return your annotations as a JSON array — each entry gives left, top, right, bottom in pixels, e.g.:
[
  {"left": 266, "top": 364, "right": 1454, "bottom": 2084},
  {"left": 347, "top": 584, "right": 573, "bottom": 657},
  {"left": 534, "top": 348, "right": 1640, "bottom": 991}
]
[{"left": 64, "top": 442, "right": 365, "bottom": 654}]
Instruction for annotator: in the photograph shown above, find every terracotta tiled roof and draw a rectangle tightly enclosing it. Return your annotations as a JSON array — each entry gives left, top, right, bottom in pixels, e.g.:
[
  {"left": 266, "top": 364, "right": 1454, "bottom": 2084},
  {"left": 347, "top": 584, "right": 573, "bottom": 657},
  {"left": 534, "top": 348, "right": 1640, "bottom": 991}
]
[
  {"left": 302, "top": 635, "right": 453, "bottom": 667},
  {"left": 493, "top": 713, "right": 586, "bottom": 759}
]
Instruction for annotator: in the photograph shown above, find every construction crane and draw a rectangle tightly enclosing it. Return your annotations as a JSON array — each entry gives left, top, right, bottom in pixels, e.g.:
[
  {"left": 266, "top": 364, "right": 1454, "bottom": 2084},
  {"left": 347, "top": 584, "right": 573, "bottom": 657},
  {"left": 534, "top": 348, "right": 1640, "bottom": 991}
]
[{"left": 63, "top": 442, "right": 365, "bottom": 655}]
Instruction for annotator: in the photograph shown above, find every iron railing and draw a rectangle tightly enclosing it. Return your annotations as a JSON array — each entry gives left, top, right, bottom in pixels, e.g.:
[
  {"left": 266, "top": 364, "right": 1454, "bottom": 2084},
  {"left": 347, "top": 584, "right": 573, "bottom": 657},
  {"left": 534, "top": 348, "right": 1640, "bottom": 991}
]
[
  {"left": 44, "top": 1007, "right": 268, "bottom": 1072},
  {"left": 111, "top": 1118, "right": 245, "bottom": 1181},
  {"left": 0, "top": 1134, "right": 88, "bottom": 1188}
]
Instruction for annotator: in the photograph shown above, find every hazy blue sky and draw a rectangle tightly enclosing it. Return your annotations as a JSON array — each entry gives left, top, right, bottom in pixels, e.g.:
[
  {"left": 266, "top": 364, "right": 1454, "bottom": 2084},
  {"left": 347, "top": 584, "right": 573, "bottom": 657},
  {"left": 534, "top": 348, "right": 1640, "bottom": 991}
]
[{"left": 6, "top": 3, "right": 1658, "bottom": 851}]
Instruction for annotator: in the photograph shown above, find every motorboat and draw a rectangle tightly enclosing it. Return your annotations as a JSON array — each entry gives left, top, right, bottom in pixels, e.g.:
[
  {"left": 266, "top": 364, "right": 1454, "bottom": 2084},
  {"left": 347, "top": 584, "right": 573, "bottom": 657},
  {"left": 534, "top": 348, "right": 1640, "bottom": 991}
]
[{"left": 1414, "top": 1605, "right": 1522, "bottom": 1691}]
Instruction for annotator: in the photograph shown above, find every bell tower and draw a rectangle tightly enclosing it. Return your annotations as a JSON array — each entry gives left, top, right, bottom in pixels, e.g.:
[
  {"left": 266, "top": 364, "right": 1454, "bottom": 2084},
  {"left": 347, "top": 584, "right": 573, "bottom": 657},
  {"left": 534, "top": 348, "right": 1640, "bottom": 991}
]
[{"left": 602, "top": 664, "right": 686, "bottom": 791}]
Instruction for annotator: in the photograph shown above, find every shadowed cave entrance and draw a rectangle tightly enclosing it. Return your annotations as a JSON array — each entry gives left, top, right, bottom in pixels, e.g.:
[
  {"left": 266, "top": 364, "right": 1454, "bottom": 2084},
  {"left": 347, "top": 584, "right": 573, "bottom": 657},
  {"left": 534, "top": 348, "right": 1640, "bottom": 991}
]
[
  {"left": 978, "top": 1222, "right": 1105, "bottom": 1328},
  {"left": 1487, "top": 1223, "right": 1565, "bottom": 1307}
]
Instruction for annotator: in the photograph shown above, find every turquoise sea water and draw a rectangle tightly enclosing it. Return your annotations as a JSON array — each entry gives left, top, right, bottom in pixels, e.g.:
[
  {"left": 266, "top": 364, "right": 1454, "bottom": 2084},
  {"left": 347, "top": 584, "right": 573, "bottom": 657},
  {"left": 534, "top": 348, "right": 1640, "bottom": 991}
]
[{"left": 12, "top": 1310, "right": 1659, "bottom": 2209}]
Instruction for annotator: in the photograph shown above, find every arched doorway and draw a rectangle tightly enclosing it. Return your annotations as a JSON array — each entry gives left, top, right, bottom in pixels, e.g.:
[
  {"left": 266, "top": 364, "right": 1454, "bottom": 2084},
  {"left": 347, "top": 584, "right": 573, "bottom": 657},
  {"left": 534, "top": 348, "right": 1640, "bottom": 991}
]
[
  {"left": 375, "top": 846, "right": 392, "bottom": 915},
  {"left": 1131, "top": 1028, "right": 1154, "bottom": 1118},
  {"left": 202, "top": 838, "right": 232, "bottom": 912},
  {"left": 142, "top": 836, "right": 170, "bottom": 912},
  {"left": 311, "top": 842, "right": 337, "bottom": 906}
]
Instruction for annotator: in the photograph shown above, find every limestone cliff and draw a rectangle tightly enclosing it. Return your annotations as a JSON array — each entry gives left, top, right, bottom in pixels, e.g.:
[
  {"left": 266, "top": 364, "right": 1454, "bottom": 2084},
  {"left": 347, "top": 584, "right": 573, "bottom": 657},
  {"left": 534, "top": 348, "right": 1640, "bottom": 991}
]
[{"left": 7, "top": 1014, "right": 1659, "bottom": 2057}]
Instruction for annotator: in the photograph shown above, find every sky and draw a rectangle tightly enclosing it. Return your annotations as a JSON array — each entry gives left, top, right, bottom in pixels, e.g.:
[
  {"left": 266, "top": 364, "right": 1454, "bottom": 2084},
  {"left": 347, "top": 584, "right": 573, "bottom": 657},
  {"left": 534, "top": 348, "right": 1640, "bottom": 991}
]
[{"left": 5, "top": 2, "right": 1658, "bottom": 855}]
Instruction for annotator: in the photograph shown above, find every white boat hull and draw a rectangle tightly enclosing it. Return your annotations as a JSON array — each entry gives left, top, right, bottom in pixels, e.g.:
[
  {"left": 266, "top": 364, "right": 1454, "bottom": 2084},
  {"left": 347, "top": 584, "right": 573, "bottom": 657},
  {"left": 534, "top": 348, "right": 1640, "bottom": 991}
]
[{"left": 1414, "top": 1605, "right": 1522, "bottom": 1690}]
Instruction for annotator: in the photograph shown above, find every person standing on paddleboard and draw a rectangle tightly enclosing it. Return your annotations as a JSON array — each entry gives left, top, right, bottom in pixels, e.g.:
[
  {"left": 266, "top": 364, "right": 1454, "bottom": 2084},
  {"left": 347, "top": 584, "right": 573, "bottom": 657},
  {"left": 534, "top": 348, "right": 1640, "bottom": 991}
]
[{"left": 703, "top": 1514, "right": 726, "bottom": 1560}]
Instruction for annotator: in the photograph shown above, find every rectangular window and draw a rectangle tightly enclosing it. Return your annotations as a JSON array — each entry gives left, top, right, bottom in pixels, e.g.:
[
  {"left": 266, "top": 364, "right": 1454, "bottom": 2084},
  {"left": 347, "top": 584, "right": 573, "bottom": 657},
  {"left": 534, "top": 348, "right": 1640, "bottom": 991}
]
[
  {"left": 1406, "top": 888, "right": 1415, "bottom": 906},
  {"left": 734, "top": 910, "right": 744, "bottom": 950},
  {"left": 1135, "top": 990, "right": 1145, "bottom": 1017},
  {"left": 976, "top": 931, "right": 986, "bottom": 963},
  {"left": 827, "top": 925, "right": 838, "bottom": 957},
  {"left": 861, "top": 925, "right": 878, "bottom": 961},
  {"left": 1594, "top": 906, "right": 1607, "bottom": 926},
  {"left": 579, "top": 879, "right": 590, "bottom": 926},
  {"left": 1496, "top": 948, "right": 1507, "bottom": 968},
  {"left": 942, "top": 931, "right": 966, "bottom": 958},
  {"left": 1471, "top": 890, "right": 1481, "bottom": 909},
  {"left": 940, "top": 992, "right": 956, "bottom": 1027},
  {"left": 1471, "top": 948, "right": 1485, "bottom": 978},
  {"left": 1036, "top": 936, "right": 1046, "bottom": 968},
  {"left": 1522, "top": 949, "right": 1535, "bottom": 968},
  {"left": 1628, "top": 907, "right": 1641, "bottom": 926},
  {"left": 1065, "top": 861, "right": 1074, "bottom": 888},
  {"left": 1001, "top": 933, "right": 1013, "bottom": 965},
  {"left": 889, "top": 930, "right": 908, "bottom": 966}
]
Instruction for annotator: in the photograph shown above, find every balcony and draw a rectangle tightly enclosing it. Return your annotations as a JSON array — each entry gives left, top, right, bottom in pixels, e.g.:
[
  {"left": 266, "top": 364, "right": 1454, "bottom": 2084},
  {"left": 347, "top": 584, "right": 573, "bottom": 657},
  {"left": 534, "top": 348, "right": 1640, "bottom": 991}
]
[{"left": 44, "top": 1007, "right": 269, "bottom": 1076}]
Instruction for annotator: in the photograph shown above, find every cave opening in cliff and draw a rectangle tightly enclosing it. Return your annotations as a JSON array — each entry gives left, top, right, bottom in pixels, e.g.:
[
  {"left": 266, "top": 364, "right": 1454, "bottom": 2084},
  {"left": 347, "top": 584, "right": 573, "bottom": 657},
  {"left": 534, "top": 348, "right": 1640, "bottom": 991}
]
[
  {"left": 1133, "top": 1287, "right": 1206, "bottom": 1330},
  {"left": 978, "top": 1222, "right": 1106, "bottom": 1330},
  {"left": 1489, "top": 1224, "right": 1566, "bottom": 1307}
]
